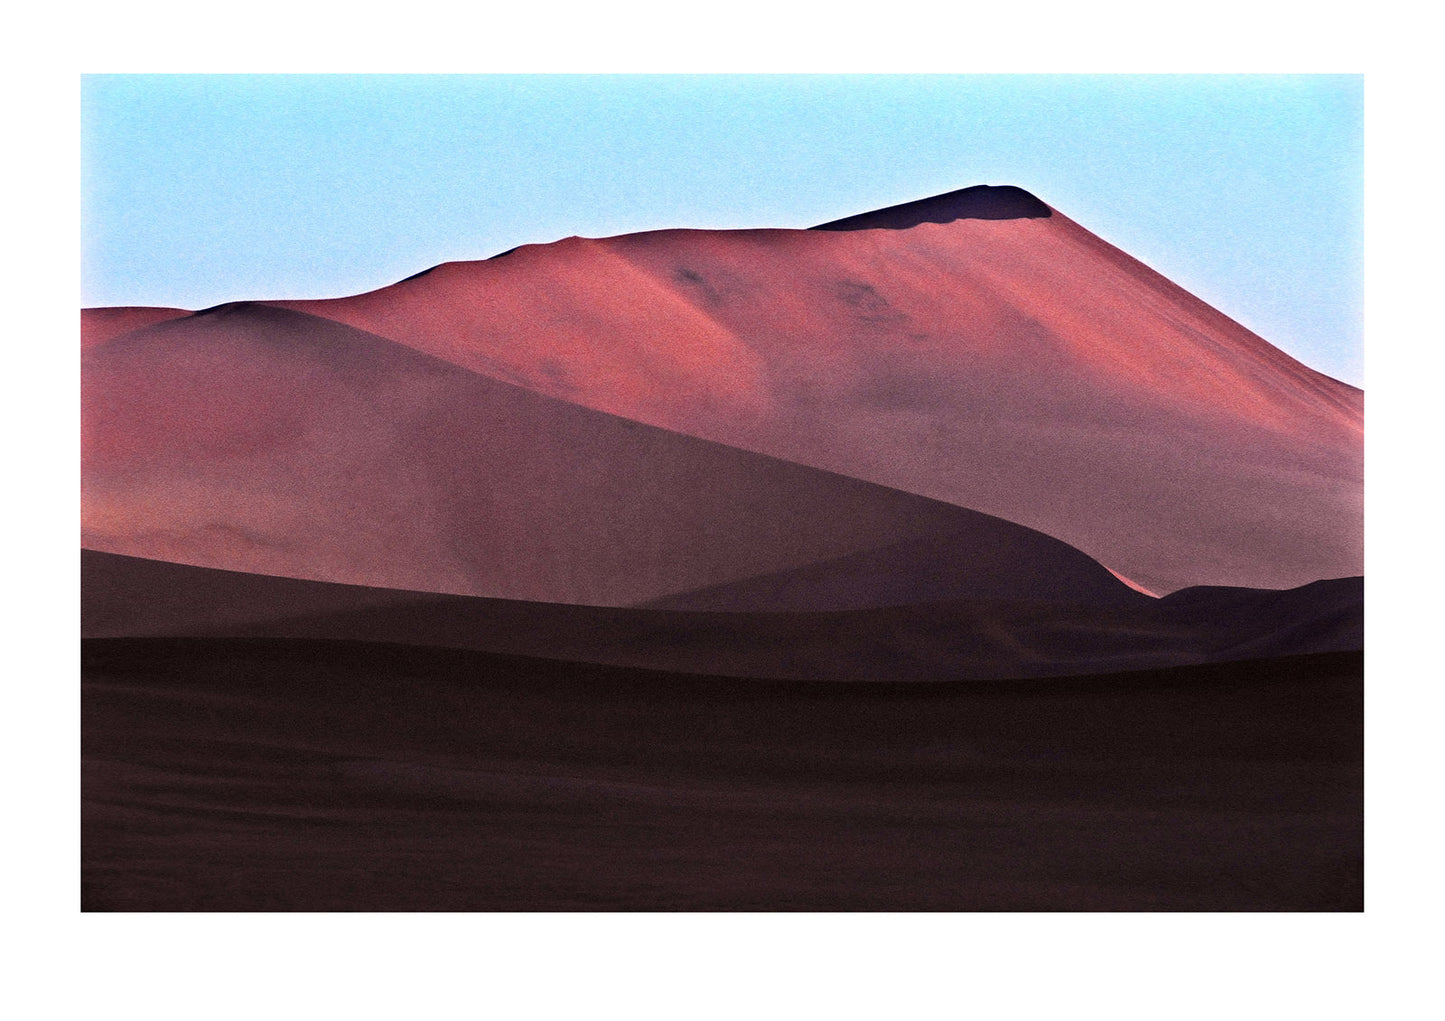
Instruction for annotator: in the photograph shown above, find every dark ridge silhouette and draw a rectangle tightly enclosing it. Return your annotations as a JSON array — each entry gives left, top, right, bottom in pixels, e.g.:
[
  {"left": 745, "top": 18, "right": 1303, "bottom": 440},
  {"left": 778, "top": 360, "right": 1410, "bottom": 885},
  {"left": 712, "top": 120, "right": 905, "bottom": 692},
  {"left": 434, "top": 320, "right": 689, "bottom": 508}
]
[
  {"left": 188, "top": 301, "right": 246, "bottom": 317},
  {"left": 82, "top": 635, "right": 1362, "bottom": 910},
  {"left": 487, "top": 246, "right": 521, "bottom": 260},
  {"left": 400, "top": 264, "right": 441, "bottom": 282},
  {"left": 81, "top": 550, "right": 1362, "bottom": 681},
  {"left": 811, "top": 184, "right": 1052, "bottom": 230}
]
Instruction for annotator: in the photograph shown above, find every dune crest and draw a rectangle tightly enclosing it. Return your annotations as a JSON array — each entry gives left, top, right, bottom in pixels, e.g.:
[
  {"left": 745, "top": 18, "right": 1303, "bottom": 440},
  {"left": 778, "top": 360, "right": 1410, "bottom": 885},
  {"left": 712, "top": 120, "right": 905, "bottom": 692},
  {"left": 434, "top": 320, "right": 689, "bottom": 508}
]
[{"left": 81, "top": 306, "right": 191, "bottom": 349}]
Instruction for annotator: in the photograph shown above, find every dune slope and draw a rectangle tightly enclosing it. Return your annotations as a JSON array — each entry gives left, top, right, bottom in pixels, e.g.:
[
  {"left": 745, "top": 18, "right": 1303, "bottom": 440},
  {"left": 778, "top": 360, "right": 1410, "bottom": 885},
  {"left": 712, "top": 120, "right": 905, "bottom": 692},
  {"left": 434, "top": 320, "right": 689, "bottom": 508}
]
[
  {"left": 81, "top": 306, "right": 191, "bottom": 349},
  {"left": 265, "top": 187, "right": 1360, "bottom": 592},
  {"left": 82, "top": 304, "right": 1141, "bottom": 607}
]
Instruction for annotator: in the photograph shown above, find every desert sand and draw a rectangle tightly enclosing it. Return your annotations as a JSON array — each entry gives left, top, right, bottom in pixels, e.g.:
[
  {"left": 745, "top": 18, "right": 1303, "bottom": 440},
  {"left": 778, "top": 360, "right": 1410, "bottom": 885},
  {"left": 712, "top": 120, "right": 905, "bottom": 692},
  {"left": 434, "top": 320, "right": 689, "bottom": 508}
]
[
  {"left": 83, "top": 550, "right": 1360, "bottom": 682},
  {"left": 81, "top": 185, "right": 1363, "bottom": 911},
  {"left": 83, "top": 636, "right": 1361, "bottom": 911},
  {"left": 81, "top": 306, "right": 190, "bottom": 348},
  {"left": 235, "top": 187, "right": 1362, "bottom": 593},
  {"left": 85, "top": 303, "right": 1153, "bottom": 606}
]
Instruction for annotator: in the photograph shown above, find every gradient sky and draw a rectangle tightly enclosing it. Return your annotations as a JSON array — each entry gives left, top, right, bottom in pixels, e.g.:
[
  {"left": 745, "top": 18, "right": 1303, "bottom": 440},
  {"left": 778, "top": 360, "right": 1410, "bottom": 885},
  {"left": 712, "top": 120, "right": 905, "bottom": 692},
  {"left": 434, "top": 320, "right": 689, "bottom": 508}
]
[{"left": 81, "top": 74, "right": 1363, "bottom": 384}]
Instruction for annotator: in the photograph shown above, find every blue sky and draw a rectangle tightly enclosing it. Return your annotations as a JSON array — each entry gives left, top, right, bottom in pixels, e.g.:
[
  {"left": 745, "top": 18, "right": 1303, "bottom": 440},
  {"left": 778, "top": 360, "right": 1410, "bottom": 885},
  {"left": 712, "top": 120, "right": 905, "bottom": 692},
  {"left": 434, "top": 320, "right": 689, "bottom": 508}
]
[{"left": 81, "top": 74, "right": 1363, "bottom": 385}]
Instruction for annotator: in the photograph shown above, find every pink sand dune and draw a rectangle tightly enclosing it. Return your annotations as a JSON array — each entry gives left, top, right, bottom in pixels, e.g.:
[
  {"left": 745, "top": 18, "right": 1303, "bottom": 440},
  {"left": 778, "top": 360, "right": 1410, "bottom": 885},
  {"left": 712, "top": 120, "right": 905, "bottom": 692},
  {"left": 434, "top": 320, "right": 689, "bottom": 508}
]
[
  {"left": 82, "top": 302, "right": 1142, "bottom": 608},
  {"left": 262, "top": 186, "right": 1361, "bottom": 593}
]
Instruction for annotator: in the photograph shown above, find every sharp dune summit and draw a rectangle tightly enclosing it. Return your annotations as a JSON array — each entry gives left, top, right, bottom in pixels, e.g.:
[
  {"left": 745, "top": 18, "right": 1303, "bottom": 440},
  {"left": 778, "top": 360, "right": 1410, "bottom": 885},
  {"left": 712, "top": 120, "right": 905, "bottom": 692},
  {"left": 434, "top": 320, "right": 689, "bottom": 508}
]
[
  {"left": 812, "top": 183, "right": 1055, "bottom": 228},
  {"left": 81, "top": 184, "right": 1363, "bottom": 912}
]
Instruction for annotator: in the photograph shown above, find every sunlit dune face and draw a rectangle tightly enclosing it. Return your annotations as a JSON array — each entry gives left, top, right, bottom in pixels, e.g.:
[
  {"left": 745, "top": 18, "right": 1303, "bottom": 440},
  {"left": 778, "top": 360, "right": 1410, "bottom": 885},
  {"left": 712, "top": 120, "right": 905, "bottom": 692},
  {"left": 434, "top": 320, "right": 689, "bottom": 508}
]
[
  {"left": 270, "top": 238, "right": 778, "bottom": 434},
  {"left": 88, "top": 203, "right": 1362, "bottom": 595},
  {"left": 83, "top": 304, "right": 1154, "bottom": 607},
  {"left": 291, "top": 216, "right": 1358, "bottom": 445}
]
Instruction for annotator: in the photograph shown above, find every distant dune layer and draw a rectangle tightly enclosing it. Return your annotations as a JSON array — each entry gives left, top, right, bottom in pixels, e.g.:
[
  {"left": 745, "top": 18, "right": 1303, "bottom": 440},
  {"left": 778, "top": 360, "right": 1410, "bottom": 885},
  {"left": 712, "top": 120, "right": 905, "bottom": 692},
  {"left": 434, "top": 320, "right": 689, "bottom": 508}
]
[
  {"left": 82, "top": 304, "right": 1144, "bottom": 608},
  {"left": 230, "top": 187, "right": 1362, "bottom": 594},
  {"left": 82, "top": 550, "right": 1361, "bottom": 681}
]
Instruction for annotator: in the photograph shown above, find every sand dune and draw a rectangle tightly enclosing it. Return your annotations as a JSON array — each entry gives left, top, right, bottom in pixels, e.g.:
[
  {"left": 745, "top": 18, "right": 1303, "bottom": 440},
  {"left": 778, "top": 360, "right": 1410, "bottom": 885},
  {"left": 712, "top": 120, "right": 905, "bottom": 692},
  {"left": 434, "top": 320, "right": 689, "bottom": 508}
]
[
  {"left": 82, "top": 550, "right": 1360, "bottom": 681},
  {"left": 638, "top": 527, "right": 1147, "bottom": 612},
  {"left": 82, "top": 304, "right": 1143, "bottom": 607},
  {"left": 257, "top": 187, "right": 1361, "bottom": 593},
  {"left": 81, "top": 306, "right": 190, "bottom": 349},
  {"left": 78, "top": 184, "right": 1365, "bottom": 912}
]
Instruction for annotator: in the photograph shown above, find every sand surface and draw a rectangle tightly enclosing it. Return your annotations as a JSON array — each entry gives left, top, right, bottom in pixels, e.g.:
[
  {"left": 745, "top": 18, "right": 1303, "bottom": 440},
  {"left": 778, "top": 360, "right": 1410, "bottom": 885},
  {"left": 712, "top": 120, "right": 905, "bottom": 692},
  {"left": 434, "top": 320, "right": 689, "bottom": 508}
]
[
  {"left": 81, "top": 306, "right": 190, "bottom": 349},
  {"left": 83, "top": 637, "right": 1362, "bottom": 911},
  {"left": 82, "top": 550, "right": 1361, "bottom": 682},
  {"left": 83, "top": 304, "right": 1148, "bottom": 607},
  {"left": 248, "top": 192, "right": 1361, "bottom": 592},
  {"left": 80, "top": 185, "right": 1365, "bottom": 911}
]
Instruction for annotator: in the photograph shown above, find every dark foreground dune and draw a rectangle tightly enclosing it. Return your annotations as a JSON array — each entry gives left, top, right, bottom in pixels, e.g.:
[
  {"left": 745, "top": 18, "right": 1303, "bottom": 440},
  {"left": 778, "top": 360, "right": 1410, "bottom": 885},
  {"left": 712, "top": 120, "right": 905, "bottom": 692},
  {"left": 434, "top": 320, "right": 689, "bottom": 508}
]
[
  {"left": 82, "top": 637, "right": 1362, "bottom": 911},
  {"left": 82, "top": 553, "right": 1363, "bottom": 909}
]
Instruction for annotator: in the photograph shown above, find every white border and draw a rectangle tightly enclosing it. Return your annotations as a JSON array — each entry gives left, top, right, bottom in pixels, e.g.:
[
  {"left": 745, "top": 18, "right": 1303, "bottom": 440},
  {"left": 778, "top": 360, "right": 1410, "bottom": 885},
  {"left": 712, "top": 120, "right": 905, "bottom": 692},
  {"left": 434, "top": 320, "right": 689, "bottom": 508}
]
[{"left": 9, "top": 3, "right": 1438, "bottom": 1018}]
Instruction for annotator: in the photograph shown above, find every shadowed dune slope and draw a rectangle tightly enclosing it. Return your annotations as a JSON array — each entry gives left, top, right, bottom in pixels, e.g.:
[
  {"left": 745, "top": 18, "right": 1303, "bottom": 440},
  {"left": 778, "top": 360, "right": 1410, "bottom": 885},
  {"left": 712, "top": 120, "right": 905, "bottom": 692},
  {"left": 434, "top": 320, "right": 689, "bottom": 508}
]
[
  {"left": 268, "top": 188, "right": 1360, "bottom": 593},
  {"left": 82, "top": 551, "right": 1361, "bottom": 681},
  {"left": 639, "top": 528, "right": 1144, "bottom": 612},
  {"left": 82, "top": 304, "right": 1142, "bottom": 608},
  {"left": 81, "top": 306, "right": 191, "bottom": 349}
]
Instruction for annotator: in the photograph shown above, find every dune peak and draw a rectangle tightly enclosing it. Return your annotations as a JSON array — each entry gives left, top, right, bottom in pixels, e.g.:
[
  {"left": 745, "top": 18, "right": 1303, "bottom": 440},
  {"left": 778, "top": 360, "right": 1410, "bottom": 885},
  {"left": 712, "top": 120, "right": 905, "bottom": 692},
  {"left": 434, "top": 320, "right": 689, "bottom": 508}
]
[{"left": 812, "top": 184, "right": 1052, "bottom": 231}]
